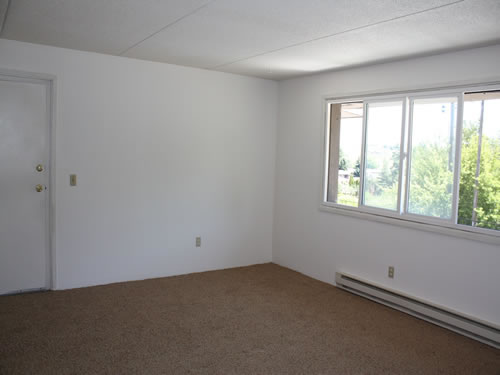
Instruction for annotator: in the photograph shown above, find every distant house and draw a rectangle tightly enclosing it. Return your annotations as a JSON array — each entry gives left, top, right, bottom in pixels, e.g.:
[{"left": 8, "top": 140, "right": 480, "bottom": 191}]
[{"left": 338, "top": 170, "right": 350, "bottom": 180}]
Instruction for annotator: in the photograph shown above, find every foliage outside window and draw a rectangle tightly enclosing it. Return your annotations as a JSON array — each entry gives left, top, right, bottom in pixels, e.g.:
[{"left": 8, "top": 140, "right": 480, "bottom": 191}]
[
  {"left": 324, "top": 87, "right": 500, "bottom": 235},
  {"left": 458, "top": 93, "right": 500, "bottom": 230}
]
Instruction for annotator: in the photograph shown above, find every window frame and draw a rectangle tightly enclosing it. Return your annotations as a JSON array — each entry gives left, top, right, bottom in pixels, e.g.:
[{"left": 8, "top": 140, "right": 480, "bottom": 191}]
[
  {"left": 326, "top": 101, "right": 364, "bottom": 206},
  {"left": 404, "top": 92, "right": 461, "bottom": 222},
  {"left": 360, "top": 97, "right": 407, "bottom": 213},
  {"left": 321, "top": 82, "right": 500, "bottom": 245}
]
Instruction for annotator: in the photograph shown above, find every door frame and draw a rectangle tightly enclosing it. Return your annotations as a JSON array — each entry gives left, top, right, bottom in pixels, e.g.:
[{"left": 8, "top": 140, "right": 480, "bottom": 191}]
[{"left": 0, "top": 68, "right": 57, "bottom": 291}]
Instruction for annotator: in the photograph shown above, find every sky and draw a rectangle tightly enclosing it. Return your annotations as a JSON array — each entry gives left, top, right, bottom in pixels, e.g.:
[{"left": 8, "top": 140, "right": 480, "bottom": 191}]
[
  {"left": 337, "top": 97, "right": 500, "bottom": 169},
  {"left": 464, "top": 98, "right": 500, "bottom": 139}
]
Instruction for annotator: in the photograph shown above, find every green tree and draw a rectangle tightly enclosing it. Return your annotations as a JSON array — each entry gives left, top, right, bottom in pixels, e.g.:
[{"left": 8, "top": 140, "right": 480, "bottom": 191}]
[
  {"left": 339, "top": 158, "right": 347, "bottom": 171},
  {"left": 353, "top": 159, "right": 360, "bottom": 177},
  {"left": 338, "top": 149, "right": 348, "bottom": 171},
  {"left": 378, "top": 159, "right": 396, "bottom": 188},
  {"left": 390, "top": 148, "right": 401, "bottom": 185},
  {"left": 365, "top": 157, "right": 378, "bottom": 169},
  {"left": 407, "top": 143, "right": 454, "bottom": 218}
]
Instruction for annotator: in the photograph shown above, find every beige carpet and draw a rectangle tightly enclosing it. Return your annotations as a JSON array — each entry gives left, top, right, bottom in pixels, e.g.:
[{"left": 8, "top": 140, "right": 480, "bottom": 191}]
[{"left": 0, "top": 263, "right": 498, "bottom": 374}]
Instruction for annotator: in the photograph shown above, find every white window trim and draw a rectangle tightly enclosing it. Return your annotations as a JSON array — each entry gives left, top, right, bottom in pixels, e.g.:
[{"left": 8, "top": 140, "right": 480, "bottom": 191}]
[
  {"left": 320, "top": 81, "right": 500, "bottom": 246},
  {"left": 405, "top": 92, "right": 461, "bottom": 221},
  {"left": 361, "top": 98, "right": 406, "bottom": 212}
]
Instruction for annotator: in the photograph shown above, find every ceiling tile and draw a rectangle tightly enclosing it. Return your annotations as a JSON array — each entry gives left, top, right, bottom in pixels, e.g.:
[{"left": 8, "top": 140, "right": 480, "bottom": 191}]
[
  {"left": 1, "top": 0, "right": 211, "bottom": 55},
  {"left": 219, "top": 0, "right": 500, "bottom": 79},
  {"left": 123, "top": 0, "right": 456, "bottom": 68},
  {"left": 1, "top": 0, "right": 499, "bottom": 80}
]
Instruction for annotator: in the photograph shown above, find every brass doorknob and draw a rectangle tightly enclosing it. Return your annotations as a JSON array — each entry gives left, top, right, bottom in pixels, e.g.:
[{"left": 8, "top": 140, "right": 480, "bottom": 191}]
[
  {"left": 36, "top": 164, "right": 44, "bottom": 172},
  {"left": 35, "top": 184, "right": 44, "bottom": 192}
]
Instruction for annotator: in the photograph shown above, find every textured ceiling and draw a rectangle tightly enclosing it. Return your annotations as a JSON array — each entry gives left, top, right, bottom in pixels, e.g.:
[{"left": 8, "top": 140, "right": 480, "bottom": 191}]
[{"left": 1, "top": 0, "right": 499, "bottom": 80}]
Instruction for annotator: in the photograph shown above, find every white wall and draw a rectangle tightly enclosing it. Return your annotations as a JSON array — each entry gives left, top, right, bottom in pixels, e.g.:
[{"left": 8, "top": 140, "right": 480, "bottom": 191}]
[
  {"left": 0, "top": 39, "right": 277, "bottom": 290},
  {"left": 274, "top": 45, "right": 500, "bottom": 325},
  {"left": 1, "top": 37, "right": 499, "bottom": 325}
]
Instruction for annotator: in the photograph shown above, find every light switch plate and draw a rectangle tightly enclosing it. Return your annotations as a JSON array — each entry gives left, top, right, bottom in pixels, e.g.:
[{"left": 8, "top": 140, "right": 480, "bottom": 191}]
[
  {"left": 70, "top": 174, "right": 77, "bottom": 186},
  {"left": 388, "top": 266, "right": 395, "bottom": 278}
]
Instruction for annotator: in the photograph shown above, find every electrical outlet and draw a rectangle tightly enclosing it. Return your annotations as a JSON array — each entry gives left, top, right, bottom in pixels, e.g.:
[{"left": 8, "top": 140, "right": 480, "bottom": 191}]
[
  {"left": 196, "top": 236, "right": 201, "bottom": 247},
  {"left": 388, "top": 266, "right": 395, "bottom": 279}
]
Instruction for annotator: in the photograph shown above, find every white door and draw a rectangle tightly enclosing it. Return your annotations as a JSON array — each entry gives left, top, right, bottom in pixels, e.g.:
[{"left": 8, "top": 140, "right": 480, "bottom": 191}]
[{"left": 0, "top": 76, "right": 50, "bottom": 294}]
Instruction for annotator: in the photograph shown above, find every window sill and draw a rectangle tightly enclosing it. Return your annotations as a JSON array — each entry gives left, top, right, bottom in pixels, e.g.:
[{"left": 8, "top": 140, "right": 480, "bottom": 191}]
[{"left": 319, "top": 202, "right": 500, "bottom": 246}]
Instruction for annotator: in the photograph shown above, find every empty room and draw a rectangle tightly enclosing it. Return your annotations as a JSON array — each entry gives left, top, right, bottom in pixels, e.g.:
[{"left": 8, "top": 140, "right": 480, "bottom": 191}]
[{"left": 0, "top": 1, "right": 499, "bottom": 374}]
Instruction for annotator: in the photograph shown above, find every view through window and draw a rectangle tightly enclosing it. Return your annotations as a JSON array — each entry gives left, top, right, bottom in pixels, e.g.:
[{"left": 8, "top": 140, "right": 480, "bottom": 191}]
[
  {"left": 325, "top": 88, "right": 500, "bottom": 234},
  {"left": 364, "top": 101, "right": 403, "bottom": 211},
  {"left": 327, "top": 102, "right": 363, "bottom": 206},
  {"left": 408, "top": 97, "right": 457, "bottom": 219},
  {"left": 458, "top": 91, "right": 500, "bottom": 230}
]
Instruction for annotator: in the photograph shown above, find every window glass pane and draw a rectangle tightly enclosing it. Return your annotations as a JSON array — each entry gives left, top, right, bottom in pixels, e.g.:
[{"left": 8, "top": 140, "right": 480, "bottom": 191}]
[
  {"left": 408, "top": 97, "right": 457, "bottom": 218},
  {"left": 458, "top": 91, "right": 500, "bottom": 230},
  {"left": 327, "top": 102, "right": 363, "bottom": 206},
  {"left": 363, "top": 101, "right": 403, "bottom": 210}
]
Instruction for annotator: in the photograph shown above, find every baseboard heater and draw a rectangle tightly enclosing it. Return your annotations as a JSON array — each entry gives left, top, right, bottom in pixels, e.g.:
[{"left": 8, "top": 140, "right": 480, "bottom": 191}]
[{"left": 335, "top": 272, "right": 500, "bottom": 349}]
